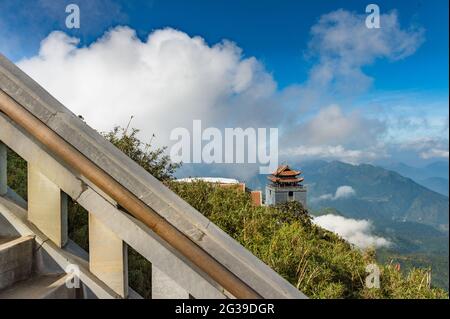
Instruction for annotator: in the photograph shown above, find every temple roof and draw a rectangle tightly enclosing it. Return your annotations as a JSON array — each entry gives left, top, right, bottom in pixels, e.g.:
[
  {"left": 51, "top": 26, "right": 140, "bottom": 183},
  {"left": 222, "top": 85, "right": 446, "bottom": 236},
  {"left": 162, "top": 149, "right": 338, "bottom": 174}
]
[
  {"left": 268, "top": 165, "right": 304, "bottom": 185},
  {"left": 271, "top": 165, "right": 301, "bottom": 177}
]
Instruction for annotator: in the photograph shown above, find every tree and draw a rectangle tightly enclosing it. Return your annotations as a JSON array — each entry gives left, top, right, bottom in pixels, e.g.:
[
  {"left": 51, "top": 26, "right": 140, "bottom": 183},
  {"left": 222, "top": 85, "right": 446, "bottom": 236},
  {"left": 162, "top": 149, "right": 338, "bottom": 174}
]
[{"left": 103, "top": 126, "right": 181, "bottom": 181}]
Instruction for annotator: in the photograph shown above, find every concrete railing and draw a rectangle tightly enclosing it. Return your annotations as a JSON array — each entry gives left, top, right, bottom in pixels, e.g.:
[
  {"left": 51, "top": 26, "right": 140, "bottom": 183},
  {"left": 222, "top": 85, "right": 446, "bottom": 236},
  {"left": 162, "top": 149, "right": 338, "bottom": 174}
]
[{"left": 0, "top": 53, "right": 306, "bottom": 299}]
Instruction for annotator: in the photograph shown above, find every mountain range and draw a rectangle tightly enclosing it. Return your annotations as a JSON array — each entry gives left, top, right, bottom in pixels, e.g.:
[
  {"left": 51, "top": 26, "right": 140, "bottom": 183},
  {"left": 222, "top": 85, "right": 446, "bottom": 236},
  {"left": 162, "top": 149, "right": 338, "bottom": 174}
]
[
  {"left": 248, "top": 160, "right": 449, "bottom": 230},
  {"left": 383, "top": 161, "right": 449, "bottom": 196}
]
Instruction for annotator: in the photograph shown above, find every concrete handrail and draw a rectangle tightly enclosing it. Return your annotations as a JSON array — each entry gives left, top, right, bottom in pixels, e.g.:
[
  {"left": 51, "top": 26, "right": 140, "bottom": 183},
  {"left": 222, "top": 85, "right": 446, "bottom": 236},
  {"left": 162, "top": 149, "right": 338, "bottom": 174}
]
[{"left": 0, "top": 53, "right": 306, "bottom": 299}]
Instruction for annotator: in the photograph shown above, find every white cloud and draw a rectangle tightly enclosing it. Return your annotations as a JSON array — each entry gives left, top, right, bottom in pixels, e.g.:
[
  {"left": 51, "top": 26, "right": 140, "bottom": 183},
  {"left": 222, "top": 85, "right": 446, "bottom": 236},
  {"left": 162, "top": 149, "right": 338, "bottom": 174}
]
[
  {"left": 313, "top": 185, "right": 356, "bottom": 202},
  {"left": 281, "top": 145, "right": 384, "bottom": 164},
  {"left": 420, "top": 148, "right": 449, "bottom": 160},
  {"left": 313, "top": 214, "right": 391, "bottom": 249},
  {"left": 306, "top": 9, "right": 424, "bottom": 96},
  {"left": 17, "top": 27, "right": 278, "bottom": 149},
  {"left": 334, "top": 185, "right": 356, "bottom": 199},
  {"left": 282, "top": 104, "right": 386, "bottom": 150},
  {"left": 303, "top": 105, "right": 376, "bottom": 145}
]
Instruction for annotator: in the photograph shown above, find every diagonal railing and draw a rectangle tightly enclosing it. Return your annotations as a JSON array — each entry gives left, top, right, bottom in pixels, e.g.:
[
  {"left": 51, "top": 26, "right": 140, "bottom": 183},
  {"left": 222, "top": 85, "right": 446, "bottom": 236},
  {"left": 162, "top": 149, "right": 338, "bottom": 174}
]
[{"left": 0, "top": 53, "right": 306, "bottom": 299}]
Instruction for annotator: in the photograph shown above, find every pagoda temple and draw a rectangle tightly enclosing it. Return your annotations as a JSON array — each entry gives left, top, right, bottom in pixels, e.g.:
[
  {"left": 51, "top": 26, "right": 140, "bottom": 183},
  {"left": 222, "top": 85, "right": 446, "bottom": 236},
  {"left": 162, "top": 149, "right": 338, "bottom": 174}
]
[{"left": 265, "top": 165, "right": 307, "bottom": 208}]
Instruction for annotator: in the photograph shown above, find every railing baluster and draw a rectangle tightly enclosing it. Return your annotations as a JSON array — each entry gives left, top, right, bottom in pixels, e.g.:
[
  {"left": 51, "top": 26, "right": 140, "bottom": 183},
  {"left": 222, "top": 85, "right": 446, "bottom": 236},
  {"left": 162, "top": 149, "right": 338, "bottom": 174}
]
[
  {"left": 28, "top": 164, "right": 68, "bottom": 247},
  {"left": 152, "top": 266, "right": 190, "bottom": 299},
  {"left": 89, "top": 213, "right": 128, "bottom": 298},
  {"left": 0, "top": 142, "right": 6, "bottom": 196}
]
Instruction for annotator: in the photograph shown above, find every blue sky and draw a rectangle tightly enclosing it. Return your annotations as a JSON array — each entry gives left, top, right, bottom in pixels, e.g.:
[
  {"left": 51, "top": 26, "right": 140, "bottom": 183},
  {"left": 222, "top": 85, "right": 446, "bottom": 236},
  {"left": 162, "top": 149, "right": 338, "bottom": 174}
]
[
  {"left": 0, "top": 0, "right": 448, "bottom": 169},
  {"left": 2, "top": 0, "right": 448, "bottom": 90}
]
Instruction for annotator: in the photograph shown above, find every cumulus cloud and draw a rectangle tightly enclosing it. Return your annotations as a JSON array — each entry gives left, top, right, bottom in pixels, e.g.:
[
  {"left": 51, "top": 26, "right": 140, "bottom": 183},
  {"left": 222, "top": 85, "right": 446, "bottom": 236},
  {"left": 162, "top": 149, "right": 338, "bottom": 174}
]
[
  {"left": 281, "top": 104, "right": 386, "bottom": 150},
  {"left": 302, "top": 105, "right": 381, "bottom": 145},
  {"left": 18, "top": 27, "right": 279, "bottom": 148},
  {"left": 313, "top": 214, "right": 391, "bottom": 249},
  {"left": 313, "top": 185, "right": 356, "bottom": 202}
]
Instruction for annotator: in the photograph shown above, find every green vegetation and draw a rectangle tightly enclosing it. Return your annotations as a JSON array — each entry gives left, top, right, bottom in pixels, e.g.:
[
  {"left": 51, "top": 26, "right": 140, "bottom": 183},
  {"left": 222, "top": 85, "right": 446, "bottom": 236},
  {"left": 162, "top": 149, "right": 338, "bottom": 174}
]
[
  {"left": 5, "top": 126, "right": 448, "bottom": 299},
  {"left": 377, "top": 249, "right": 449, "bottom": 292},
  {"left": 169, "top": 180, "right": 447, "bottom": 299},
  {"left": 103, "top": 126, "right": 181, "bottom": 181},
  {"left": 6, "top": 148, "right": 27, "bottom": 200}
]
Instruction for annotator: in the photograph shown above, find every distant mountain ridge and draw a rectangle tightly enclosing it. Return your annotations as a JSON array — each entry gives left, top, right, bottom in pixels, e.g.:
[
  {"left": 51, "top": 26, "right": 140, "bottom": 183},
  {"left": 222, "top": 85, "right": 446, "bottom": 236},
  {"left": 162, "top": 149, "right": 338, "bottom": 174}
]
[
  {"left": 383, "top": 161, "right": 449, "bottom": 196},
  {"left": 418, "top": 177, "right": 449, "bottom": 197}
]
